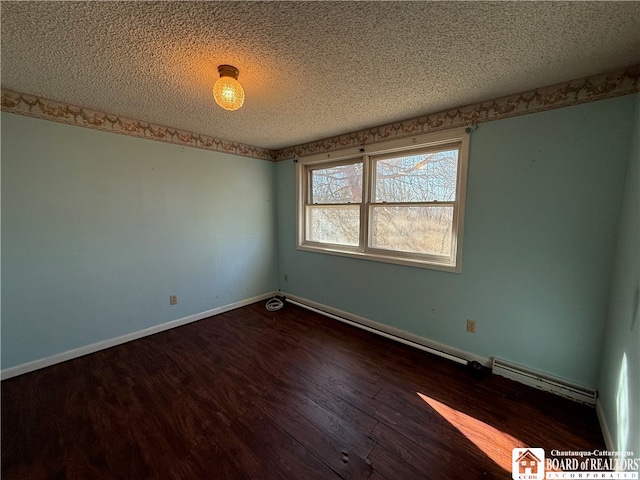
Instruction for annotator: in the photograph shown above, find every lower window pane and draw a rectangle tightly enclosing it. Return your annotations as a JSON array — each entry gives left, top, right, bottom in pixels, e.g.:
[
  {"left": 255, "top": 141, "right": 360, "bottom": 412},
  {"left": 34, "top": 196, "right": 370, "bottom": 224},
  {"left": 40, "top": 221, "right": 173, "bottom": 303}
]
[
  {"left": 307, "top": 205, "right": 360, "bottom": 246},
  {"left": 370, "top": 206, "right": 453, "bottom": 256}
]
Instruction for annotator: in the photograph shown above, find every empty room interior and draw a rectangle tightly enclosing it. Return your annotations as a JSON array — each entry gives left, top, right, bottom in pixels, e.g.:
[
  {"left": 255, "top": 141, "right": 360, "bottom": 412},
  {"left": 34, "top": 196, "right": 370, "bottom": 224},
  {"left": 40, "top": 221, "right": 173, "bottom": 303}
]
[{"left": 1, "top": 2, "right": 639, "bottom": 479}]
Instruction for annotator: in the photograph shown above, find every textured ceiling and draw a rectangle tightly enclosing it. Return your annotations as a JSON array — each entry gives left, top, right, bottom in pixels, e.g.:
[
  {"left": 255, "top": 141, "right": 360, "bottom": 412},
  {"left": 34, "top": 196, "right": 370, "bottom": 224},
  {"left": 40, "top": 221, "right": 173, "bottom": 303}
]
[{"left": 2, "top": 1, "right": 640, "bottom": 151}]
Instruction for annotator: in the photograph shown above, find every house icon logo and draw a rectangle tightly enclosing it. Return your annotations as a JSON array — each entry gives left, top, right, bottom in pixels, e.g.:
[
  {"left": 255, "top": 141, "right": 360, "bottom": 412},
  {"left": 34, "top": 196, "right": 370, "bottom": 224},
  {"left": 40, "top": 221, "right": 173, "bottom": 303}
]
[{"left": 512, "top": 448, "right": 545, "bottom": 480}]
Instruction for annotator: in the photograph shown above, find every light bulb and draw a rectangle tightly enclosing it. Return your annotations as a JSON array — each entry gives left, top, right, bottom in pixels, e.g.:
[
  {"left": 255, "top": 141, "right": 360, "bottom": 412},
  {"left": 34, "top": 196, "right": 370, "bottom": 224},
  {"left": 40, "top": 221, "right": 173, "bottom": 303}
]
[{"left": 213, "top": 66, "right": 245, "bottom": 111}]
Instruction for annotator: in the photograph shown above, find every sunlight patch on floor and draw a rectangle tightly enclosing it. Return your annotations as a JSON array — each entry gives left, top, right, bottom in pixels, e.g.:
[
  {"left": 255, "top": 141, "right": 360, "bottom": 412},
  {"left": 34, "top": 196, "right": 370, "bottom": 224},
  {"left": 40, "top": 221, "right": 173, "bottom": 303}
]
[{"left": 417, "top": 392, "right": 526, "bottom": 472}]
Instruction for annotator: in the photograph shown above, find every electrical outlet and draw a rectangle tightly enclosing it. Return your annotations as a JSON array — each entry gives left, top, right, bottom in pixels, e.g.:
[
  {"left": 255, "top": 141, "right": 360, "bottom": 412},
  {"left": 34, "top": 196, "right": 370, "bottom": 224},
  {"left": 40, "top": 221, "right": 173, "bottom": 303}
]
[
  {"left": 170, "top": 295, "right": 178, "bottom": 305},
  {"left": 466, "top": 319, "right": 476, "bottom": 333}
]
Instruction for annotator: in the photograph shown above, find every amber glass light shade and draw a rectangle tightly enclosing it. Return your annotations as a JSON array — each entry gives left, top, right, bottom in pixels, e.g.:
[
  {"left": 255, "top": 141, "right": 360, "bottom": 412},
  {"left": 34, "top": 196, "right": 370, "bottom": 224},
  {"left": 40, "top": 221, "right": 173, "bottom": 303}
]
[{"left": 213, "top": 65, "right": 245, "bottom": 111}]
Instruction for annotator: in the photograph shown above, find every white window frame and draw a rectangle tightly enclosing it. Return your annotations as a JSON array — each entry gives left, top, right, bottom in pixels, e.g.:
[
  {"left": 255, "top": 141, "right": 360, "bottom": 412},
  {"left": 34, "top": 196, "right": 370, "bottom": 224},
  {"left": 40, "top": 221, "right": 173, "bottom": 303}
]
[{"left": 296, "top": 127, "right": 470, "bottom": 272}]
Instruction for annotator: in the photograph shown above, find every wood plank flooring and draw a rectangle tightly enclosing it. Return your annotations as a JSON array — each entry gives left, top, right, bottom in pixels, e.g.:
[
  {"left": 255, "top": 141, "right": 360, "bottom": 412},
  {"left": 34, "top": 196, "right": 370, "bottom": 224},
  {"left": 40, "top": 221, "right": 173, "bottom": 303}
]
[{"left": 2, "top": 301, "right": 605, "bottom": 479}]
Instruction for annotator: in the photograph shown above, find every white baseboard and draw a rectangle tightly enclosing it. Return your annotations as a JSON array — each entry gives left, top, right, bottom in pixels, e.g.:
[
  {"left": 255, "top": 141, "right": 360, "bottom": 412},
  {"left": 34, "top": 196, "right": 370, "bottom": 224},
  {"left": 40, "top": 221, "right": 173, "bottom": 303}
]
[
  {"left": 1, "top": 292, "right": 276, "bottom": 380},
  {"left": 282, "top": 293, "right": 601, "bottom": 407},
  {"left": 281, "top": 292, "right": 490, "bottom": 367},
  {"left": 596, "top": 398, "right": 615, "bottom": 451},
  {"left": 492, "top": 358, "right": 597, "bottom": 406}
]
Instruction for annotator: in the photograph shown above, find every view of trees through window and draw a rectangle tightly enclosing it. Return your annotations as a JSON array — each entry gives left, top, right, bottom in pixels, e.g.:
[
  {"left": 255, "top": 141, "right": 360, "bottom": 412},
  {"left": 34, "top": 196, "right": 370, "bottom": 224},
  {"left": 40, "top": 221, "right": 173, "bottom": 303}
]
[
  {"left": 372, "top": 149, "right": 458, "bottom": 255},
  {"left": 308, "top": 162, "right": 363, "bottom": 245},
  {"left": 307, "top": 148, "right": 459, "bottom": 256}
]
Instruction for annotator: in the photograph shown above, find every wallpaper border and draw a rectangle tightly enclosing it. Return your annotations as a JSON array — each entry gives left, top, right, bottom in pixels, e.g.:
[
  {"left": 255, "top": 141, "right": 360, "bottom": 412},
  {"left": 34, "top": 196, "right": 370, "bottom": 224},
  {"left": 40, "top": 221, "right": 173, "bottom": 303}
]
[
  {"left": 0, "top": 89, "right": 273, "bottom": 161},
  {"left": 2, "top": 64, "right": 639, "bottom": 162},
  {"left": 275, "top": 64, "right": 640, "bottom": 161}
]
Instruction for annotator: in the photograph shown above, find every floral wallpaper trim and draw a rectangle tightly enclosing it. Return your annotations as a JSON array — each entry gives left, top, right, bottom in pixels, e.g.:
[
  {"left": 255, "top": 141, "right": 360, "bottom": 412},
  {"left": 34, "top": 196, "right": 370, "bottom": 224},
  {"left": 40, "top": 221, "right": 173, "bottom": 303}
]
[
  {"left": 0, "top": 89, "right": 273, "bottom": 161},
  {"left": 2, "top": 64, "right": 638, "bottom": 162},
  {"left": 274, "top": 64, "right": 640, "bottom": 161}
]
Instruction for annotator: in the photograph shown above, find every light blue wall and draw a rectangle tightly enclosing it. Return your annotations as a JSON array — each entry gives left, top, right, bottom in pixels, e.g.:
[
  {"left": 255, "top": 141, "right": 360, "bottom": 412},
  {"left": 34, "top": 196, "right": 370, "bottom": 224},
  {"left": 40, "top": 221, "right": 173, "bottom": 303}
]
[
  {"left": 276, "top": 95, "right": 638, "bottom": 387},
  {"left": 2, "top": 93, "right": 637, "bottom": 396},
  {"left": 598, "top": 94, "right": 639, "bottom": 453},
  {"left": 1, "top": 113, "right": 277, "bottom": 369}
]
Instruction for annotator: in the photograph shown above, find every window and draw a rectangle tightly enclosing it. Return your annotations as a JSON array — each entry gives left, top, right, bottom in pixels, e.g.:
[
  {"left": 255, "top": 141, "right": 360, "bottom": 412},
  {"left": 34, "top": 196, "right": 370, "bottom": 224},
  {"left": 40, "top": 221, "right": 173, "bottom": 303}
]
[{"left": 297, "top": 128, "right": 469, "bottom": 272}]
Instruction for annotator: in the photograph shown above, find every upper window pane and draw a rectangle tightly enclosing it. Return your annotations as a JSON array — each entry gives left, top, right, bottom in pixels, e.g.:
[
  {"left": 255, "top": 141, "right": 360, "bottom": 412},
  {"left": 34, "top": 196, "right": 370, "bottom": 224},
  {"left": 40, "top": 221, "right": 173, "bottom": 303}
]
[
  {"left": 374, "top": 149, "right": 458, "bottom": 203},
  {"left": 311, "top": 162, "right": 363, "bottom": 204}
]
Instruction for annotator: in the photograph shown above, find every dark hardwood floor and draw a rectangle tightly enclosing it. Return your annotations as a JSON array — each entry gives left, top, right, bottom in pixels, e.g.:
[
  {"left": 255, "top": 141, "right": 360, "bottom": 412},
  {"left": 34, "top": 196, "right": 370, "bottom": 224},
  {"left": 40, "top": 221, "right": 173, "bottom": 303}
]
[{"left": 2, "top": 300, "right": 604, "bottom": 479}]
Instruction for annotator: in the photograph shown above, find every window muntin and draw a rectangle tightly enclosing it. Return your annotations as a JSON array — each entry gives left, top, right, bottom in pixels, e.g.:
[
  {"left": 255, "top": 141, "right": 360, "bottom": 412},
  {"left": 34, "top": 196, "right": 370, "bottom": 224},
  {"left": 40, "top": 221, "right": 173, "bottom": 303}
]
[{"left": 297, "top": 128, "right": 469, "bottom": 271}]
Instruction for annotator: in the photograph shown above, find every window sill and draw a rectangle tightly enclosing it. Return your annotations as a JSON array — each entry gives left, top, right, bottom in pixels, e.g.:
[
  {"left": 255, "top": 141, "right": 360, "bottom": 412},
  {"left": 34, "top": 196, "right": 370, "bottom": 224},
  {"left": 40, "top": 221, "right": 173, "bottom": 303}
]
[{"left": 297, "top": 243, "right": 461, "bottom": 273}]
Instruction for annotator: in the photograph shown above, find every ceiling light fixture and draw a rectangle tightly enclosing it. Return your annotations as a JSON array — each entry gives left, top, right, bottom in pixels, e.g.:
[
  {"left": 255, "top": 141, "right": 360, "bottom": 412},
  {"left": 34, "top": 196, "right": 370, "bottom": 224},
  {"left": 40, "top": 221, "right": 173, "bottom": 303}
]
[{"left": 213, "top": 64, "right": 245, "bottom": 111}]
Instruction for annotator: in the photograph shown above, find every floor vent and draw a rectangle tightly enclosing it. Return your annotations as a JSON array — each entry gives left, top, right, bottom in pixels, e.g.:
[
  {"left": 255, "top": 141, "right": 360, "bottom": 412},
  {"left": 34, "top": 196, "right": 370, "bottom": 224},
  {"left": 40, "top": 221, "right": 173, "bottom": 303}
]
[{"left": 492, "top": 358, "right": 597, "bottom": 406}]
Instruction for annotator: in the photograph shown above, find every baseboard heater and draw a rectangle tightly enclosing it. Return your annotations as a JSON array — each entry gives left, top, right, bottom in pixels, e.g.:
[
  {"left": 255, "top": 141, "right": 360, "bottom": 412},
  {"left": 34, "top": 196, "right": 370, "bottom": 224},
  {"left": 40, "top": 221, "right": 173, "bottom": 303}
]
[{"left": 492, "top": 358, "right": 597, "bottom": 406}]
